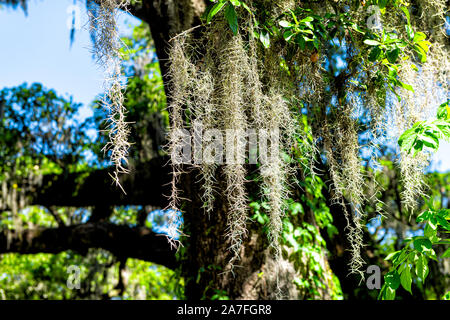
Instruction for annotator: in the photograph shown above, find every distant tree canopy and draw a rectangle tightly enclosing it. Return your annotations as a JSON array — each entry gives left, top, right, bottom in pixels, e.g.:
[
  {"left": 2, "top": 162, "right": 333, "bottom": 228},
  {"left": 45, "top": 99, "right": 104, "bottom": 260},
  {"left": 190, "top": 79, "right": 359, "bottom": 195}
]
[{"left": 0, "top": 0, "right": 449, "bottom": 300}]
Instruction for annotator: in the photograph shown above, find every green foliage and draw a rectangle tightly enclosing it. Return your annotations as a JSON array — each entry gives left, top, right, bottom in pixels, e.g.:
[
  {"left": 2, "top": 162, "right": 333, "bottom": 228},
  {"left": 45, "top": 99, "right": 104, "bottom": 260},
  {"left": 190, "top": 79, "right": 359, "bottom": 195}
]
[
  {"left": 204, "top": 0, "right": 249, "bottom": 35},
  {"left": 398, "top": 101, "right": 450, "bottom": 154},
  {"left": 437, "top": 101, "right": 450, "bottom": 121},
  {"left": 0, "top": 252, "right": 85, "bottom": 299},
  {"left": 0, "top": 250, "right": 181, "bottom": 300},
  {"left": 0, "top": 202, "right": 182, "bottom": 299},
  {"left": 205, "top": 1, "right": 430, "bottom": 99},
  {"left": 276, "top": 4, "right": 426, "bottom": 95},
  {"left": 277, "top": 8, "right": 330, "bottom": 50},
  {"left": 0, "top": 83, "right": 96, "bottom": 217},
  {"left": 379, "top": 208, "right": 450, "bottom": 300},
  {"left": 123, "top": 258, "right": 183, "bottom": 300},
  {"left": 0, "top": 83, "right": 93, "bottom": 165},
  {"left": 211, "top": 289, "right": 230, "bottom": 300}
]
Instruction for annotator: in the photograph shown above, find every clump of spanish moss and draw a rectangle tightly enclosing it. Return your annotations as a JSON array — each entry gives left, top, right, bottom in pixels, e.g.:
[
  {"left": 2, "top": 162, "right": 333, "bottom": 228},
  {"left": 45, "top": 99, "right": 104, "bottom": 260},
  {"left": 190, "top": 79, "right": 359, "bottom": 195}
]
[
  {"left": 88, "top": 0, "right": 131, "bottom": 191},
  {"left": 165, "top": 0, "right": 449, "bottom": 280},
  {"left": 217, "top": 33, "right": 250, "bottom": 266},
  {"left": 192, "top": 70, "right": 216, "bottom": 216},
  {"left": 386, "top": 46, "right": 448, "bottom": 212},
  {"left": 322, "top": 103, "right": 368, "bottom": 276},
  {"left": 377, "top": 0, "right": 449, "bottom": 212},
  {"left": 166, "top": 12, "right": 299, "bottom": 270},
  {"left": 165, "top": 35, "right": 194, "bottom": 247}
]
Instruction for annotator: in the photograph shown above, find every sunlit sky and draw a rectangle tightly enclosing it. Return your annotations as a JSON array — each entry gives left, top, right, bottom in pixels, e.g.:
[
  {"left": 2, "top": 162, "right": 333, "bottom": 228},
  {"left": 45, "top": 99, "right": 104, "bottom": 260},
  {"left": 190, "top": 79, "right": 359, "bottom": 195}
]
[
  {"left": 0, "top": 0, "right": 139, "bottom": 115},
  {"left": 0, "top": 0, "right": 448, "bottom": 172}
]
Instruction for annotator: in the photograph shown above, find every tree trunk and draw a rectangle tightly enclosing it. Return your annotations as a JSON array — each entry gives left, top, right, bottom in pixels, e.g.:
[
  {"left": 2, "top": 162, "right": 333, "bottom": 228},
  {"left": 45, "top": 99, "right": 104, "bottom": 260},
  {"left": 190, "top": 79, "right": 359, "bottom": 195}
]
[
  {"left": 179, "top": 168, "right": 335, "bottom": 300},
  {"left": 181, "top": 169, "right": 277, "bottom": 299}
]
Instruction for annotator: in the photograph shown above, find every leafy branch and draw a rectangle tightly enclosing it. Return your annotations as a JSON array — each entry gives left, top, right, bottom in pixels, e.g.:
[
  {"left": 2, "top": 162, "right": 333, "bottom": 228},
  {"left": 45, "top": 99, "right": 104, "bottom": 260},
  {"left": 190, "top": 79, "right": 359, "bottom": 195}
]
[
  {"left": 399, "top": 101, "right": 450, "bottom": 155},
  {"left": 379, "top": 208, "right": 450, "bottom": 300}
]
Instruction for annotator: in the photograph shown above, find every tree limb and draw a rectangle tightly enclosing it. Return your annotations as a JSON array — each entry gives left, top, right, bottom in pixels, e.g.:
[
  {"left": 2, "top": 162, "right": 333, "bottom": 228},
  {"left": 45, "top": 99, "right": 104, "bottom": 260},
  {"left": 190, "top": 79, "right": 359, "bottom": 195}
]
[
  {"left": 32, "top": 157, "right": 171, "bottom": 207},
  {"left": 0, "top": 221, "right": 177, "bottom": 270},
  {"left": 45, "top": 206, "right": 66, "bottom": 226}
]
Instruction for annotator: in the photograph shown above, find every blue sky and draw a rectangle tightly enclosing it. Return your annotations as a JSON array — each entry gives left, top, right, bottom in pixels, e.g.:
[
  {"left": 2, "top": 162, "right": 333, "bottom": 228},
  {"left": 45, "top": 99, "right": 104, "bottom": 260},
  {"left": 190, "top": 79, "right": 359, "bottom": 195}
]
[
  {"left": 0, "top": 0, "right": 139, "bottom": 118},
  {"left": 0, "top": 0, "right": 448, "bottom": 172}
]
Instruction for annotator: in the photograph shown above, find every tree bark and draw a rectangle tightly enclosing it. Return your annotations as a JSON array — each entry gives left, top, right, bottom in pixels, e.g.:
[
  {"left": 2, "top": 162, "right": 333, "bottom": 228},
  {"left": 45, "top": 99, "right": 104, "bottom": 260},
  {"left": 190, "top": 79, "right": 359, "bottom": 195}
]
[
  {"left": 0, "top": 222, "right": 177, "bottom": 270},
  {"left": 32, "top": 157, "right": 171, "bottom": 207},
  {"left": 180, "top": 169, "right": 288, "bottom": 299}
]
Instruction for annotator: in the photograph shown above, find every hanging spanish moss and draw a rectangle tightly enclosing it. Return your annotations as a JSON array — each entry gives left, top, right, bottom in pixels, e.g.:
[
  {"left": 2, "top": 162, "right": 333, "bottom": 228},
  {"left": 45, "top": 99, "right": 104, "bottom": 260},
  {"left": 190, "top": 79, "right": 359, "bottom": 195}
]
[
  {"left": 163, "top": 0, "right": 449, "bottom": 278},
  {"left": 382, "top": 4, "right": 449, "bottom": 212},
  {"left": 165, "top": 35, "right": 195, "bottom": 247},
  {"left": 88, "top": 0, "right": 131, "bottom": 191},
  {"left": 166, "top": 11, "right": 299, "bottom": 273}
]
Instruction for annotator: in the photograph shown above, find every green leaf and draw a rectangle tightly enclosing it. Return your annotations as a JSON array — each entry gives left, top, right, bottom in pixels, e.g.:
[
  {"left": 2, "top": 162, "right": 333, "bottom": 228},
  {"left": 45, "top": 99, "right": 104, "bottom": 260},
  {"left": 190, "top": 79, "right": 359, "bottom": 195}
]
[
  {"left": 419, "top": 131, "right": 440, "bottom": 150},
  {"left": 385, "top": 270, "right": 400, "bottom": 290},
  {"left": 368, "top": 46, "right": 382, "bottom": 62},
  {"left": 397, "top": 80, "right": 414, "bottom": 92},
  {"left": 387, "top": 63, "right": 399, "bottom": 77},
  {"left": 416, "top": 210, "right": 431, "bottom": 223},
  {"left": 364, "top": 39, "right": 381, "bottom": 46},
  {"left": 418, "top": 41, "right": 431, "bottom": 53},
  {"left": 429, "top": 216, "right": 438, "bottom": 230},
  {"left": 400, "top": 7, "right": 411, "bottom": 26},
  {"left": 398, "top": 261, "right": 407, "bottom": 274},
  {"left": 256, "top": 214, "right": 265, "bottom": 224},
  {"left": 393, "top": 250, "right": 409, "bottom": 267},
  {"left": 398, "top": 127, "right": 417, "bottom": 152},
  {"left": 289, "top": 202, "right": 303, "bottom": 215},
  {"left": 283, "top": 30, "right": 294, "bottom": 41},
  {"left": 413, "top": 32, "right": 426, "bottom": 43},
  {"left": 428, "top": 248, "right": 439, "bottom": 261},
  {"left": 241, "top": 2, "right": 251, "bottom": 14},
  {"left": 299, "top": 28, "right": 314, "bottom": 35},
  {"left": 279, "top": 20, "right": 292, "bottom": 28},
  {"left": 207, "top": 1, "right": 226, "bottom": 23},
  {"left": 433, "top": 120, "right": 450, "bottom": 139},
  {"left": 413, "top": 238, "right": 432, "bottom": 253},
  {"left": 385, "top": 251, "right": 401, "bottom": 261},
  {"left": 437, "top": 100, "right": 450, "bottom": 120},
  {"left": 405, "top": 25, "right": 414, "bottom": 41},
  {"left": 415, "top": 254, "right": 428, "bottom": 281},
  {"left": 378, "top": 0, "right": 388, "bottom": 9},
  {"left": 400, "top": 266, "right": 412, "bottom": 294},
  {"left": 225, "top": 4, "right": 238, "bottom": 35},
  {"left": 442, "top": 247, "right": 450, "bottom": 259},
  {"left": 424, "top": 222, "right": 437, "bottom": 238},
  {"left": 295, "top": 34, "right": 306, "bottom": 49},
  {"left": 436, "top": 215, "right": 450, "bottom": 231},
  {"left": 300, "top": 16, "right": 314, "bottom": 23},
  {"left": 383, "top": 286, "right": 396, "bottom": 300},
  {"left": 313, "top": 37, "right": 319, "bottom": 49},
  {"left": 260, "top": 30, "right": 270, "bottom": 48},
  {"left": 413, "top": 44, "right": 428, "bottom": 63},
  {"left": 387, "top": 47, "right": 400, "bottom": 63},
  {"left": 439, "top": 209, "right": 450, "bottom": 219}
]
